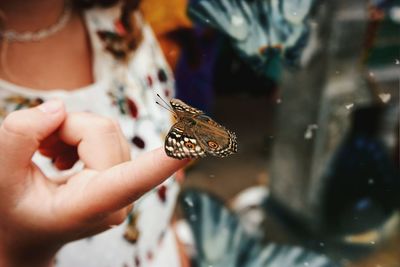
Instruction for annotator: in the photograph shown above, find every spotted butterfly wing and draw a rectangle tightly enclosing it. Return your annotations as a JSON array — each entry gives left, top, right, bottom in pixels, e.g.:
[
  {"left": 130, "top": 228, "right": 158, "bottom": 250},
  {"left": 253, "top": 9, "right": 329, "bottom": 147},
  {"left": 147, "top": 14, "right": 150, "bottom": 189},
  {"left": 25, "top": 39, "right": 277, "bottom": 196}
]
[
  {"left": 191, "top": 114, "right": 237, "bottom": 158},
  {"left": 170, "top": 98, "right": 204, "bottom": 116},
  {"left": 165, "top": 121, "right": 206, "bottom": 159},
  {"left": 164, "top": 99, "right": 237, "bottom": 159}
]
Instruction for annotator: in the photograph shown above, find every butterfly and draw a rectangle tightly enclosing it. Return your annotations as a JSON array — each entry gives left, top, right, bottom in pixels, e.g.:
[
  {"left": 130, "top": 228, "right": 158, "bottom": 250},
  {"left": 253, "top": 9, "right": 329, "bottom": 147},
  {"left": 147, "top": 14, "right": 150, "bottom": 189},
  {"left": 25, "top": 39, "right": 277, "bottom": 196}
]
[{"left": 158, "top": 96, "right": 237, "bottom": 159}]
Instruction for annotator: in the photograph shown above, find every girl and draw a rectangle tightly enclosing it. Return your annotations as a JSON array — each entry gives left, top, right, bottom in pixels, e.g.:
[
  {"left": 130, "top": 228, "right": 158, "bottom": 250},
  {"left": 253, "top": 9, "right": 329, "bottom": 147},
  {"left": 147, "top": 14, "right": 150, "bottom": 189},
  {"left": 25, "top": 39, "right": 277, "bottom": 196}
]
[{"left": 0, "top": 0, "right": 188, "bottom": 266}]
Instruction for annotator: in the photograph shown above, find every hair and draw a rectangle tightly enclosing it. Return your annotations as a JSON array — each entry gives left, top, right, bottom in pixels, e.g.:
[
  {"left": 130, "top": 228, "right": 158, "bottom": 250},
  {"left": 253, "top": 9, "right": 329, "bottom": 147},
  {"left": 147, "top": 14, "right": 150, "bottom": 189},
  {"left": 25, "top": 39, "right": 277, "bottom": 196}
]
[
  {"left": 72, "top": 0, "right": 121, "bottom": 9},
  {"left": 0, "top": 1, "right": 122, "bottom": 29}
]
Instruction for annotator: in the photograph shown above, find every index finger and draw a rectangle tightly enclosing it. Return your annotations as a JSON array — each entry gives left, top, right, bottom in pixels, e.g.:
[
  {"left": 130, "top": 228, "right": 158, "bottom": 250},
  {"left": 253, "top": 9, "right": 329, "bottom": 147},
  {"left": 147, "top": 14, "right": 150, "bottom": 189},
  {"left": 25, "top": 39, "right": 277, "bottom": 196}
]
[{"left": 68, "top": 148, "right": 190, "bottom": 218}]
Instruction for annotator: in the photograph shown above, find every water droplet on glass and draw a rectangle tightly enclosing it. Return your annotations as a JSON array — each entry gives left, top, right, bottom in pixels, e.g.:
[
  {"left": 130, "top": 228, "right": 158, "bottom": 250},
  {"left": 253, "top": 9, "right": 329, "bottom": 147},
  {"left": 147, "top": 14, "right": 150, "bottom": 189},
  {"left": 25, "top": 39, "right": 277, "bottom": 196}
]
[
  {"left": 276, "top": 98, "right": 282, "bottom": 104},
  {"left": 368, "top": 178, "right": 374, "bottom": 185},
  {"left": 184, "top": 197, "right": 194, "bottom": 208},
  {"left": 304, "top": 124, "right": 318, "bottom": 139},
  {"left": 345, "top": 103, "right": 354, "bottom": 110},
  {"left": 379, "top": 93, "right": 391, "bottom": 103}
]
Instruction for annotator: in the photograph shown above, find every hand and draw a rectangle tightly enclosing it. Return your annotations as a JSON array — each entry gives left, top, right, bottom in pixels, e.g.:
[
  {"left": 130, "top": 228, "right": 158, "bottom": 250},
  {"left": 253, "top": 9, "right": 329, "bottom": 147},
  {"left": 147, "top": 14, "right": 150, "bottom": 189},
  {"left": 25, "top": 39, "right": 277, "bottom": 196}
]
[{"left": 0, "top": 100, "right": 189, "bottom": 267}]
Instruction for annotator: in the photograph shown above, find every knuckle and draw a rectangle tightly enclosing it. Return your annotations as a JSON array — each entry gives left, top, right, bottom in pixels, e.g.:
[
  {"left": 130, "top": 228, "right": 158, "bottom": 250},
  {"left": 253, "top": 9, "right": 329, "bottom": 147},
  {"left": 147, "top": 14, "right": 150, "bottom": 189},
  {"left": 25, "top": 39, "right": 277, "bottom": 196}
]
[
  {"left": 1, "top": 111, "right": 28, "bottom": 137},
  {"left": 126, "top": 204, "right": 134, "bottom": 215},
  {"left": 109, "top": 211, "right": 127, "bottom": 226},
  {"left": 111, "top": 119, "right": 122, "bottom": 132},
  {"left": 93, "top": 117, "right": 118, "bottom": 134}
]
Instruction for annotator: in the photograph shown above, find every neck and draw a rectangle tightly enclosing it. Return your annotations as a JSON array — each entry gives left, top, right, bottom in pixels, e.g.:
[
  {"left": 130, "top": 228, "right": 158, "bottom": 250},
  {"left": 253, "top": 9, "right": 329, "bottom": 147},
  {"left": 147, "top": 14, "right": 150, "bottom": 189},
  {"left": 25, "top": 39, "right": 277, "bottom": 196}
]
[{"left": 0, "top": 0, "right": 66, "bottom": 32}]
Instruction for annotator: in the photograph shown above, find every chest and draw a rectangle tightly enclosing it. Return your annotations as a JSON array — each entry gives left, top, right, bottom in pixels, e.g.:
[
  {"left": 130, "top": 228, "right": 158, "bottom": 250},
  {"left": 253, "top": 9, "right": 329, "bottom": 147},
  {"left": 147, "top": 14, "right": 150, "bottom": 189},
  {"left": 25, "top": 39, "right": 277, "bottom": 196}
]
[{"left": 0, "top": 14, "right": 93, "bottom": 91}]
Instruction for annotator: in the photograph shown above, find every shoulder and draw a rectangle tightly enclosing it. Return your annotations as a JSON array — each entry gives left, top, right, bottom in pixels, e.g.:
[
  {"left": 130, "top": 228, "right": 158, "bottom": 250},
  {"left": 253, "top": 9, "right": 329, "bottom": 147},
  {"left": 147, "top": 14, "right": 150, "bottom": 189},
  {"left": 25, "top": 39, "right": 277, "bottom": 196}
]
[
  {"left": 84, "top": 3, "right": 122, "bottom": 30},
  {"left": 84, "top": 3, "right": 161, "bottom": 62}
]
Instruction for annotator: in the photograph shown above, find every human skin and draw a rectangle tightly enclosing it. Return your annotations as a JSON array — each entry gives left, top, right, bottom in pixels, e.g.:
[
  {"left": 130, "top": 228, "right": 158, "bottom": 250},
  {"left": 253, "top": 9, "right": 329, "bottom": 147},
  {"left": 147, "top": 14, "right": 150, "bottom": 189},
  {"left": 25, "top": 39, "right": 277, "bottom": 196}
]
[
  {"left": 0, "top": 100, "right": 189, "bottom": 267},
  {"left": 0, "top": 0, "right": 93, "bottom": 90},
  {"left": 0, "top": 1, "right": 191, "bottom": 266}
]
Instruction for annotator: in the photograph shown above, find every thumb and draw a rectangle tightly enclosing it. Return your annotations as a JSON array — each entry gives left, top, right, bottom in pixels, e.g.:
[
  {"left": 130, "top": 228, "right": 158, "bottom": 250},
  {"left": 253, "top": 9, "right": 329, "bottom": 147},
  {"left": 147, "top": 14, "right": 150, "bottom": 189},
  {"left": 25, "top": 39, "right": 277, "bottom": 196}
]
[{"left": 0, "top": 100, "right": 66, "bottom": 175}]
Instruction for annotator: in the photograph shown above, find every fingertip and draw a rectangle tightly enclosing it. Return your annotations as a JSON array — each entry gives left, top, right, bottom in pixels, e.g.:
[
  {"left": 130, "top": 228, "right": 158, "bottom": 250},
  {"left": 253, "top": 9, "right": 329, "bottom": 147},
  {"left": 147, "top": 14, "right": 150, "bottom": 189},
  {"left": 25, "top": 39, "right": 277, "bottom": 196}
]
[
  {"left": 37, "top": 99, "right": 65, "bottom": 115},
  {"left": 156, "top": 147, "right": 192, "bottom": 166},
  {"left": 36, "top": 99, "right": 67, "bottom": 133},
  {"left": 0, "top": 99, "right": 67, "bottom": 172}
]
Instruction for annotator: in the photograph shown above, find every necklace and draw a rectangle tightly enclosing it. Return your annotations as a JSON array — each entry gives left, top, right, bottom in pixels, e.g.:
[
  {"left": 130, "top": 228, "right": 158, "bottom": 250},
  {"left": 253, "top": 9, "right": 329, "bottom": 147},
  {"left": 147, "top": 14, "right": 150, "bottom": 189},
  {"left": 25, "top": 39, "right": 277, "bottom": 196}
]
[{"left": 0, "top": 3, "right": 72, "bottom": 42}]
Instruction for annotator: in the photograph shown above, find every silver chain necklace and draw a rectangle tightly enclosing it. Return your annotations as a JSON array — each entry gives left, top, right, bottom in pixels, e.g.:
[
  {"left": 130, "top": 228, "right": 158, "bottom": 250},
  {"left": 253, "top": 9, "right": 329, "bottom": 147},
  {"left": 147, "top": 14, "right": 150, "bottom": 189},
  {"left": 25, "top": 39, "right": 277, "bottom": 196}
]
[{"left": 0, "top": 4, "right": 72, "bottom": 42}]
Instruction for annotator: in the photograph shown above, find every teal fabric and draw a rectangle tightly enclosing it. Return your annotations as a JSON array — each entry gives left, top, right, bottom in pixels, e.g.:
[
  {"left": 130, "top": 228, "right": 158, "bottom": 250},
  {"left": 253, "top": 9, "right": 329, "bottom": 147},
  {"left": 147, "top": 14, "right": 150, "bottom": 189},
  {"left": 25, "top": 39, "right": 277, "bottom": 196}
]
[
  {"left": 188, "top": 0, "right": 314, "bottom": 80},
  {"left": 179, "top": 189, "right": 340, "bottom": 267}
]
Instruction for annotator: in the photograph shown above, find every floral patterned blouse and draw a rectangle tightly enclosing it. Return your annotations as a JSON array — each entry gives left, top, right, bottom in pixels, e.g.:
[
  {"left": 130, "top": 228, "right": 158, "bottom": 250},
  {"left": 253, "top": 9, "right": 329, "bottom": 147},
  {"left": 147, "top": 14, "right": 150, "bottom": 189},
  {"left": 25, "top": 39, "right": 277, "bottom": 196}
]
[{"left": 0, "top": 4, "right": 181, "bottom": 267}]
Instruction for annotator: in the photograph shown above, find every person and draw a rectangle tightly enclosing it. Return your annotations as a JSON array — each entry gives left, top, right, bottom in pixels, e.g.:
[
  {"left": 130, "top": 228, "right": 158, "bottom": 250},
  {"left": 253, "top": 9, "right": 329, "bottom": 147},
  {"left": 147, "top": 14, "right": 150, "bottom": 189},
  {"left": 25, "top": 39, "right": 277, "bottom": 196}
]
[{"left": 0, "top": 0, "right": 189, "bottom": 266}]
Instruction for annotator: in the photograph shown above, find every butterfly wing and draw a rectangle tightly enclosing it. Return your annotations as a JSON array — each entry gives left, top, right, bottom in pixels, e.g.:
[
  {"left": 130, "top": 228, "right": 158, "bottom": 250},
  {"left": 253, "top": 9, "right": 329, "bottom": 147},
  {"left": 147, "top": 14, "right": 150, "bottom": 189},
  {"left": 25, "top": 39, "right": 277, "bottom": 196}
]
[
  {"left": 164, "top": 121, "right": 206, "bottom": 159},
  {"left": 166, "top": 98, "right": 237, "bottom": 159},
  {"left": 193, "top": 115, "right": 238, "bottom": 158},
  {"left": 170, "top": 98, "right": 205, "bottom": 116}
]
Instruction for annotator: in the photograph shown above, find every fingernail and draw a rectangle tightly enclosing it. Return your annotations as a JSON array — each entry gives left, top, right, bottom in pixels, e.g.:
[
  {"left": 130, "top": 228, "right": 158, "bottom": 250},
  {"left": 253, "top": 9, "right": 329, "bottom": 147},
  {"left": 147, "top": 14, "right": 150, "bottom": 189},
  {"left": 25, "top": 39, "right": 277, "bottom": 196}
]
[{"left": 38, "top": 100, "right": 63, "bottom": 114}]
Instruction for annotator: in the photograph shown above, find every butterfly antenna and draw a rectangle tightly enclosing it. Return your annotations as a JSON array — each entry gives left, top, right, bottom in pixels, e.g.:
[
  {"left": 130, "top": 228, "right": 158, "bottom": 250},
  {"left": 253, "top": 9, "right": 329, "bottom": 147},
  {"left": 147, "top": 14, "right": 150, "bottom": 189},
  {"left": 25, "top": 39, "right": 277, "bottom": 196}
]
[
  {"left": 156, "top": 94, "right": 178, "bottom": 119},
  {"left": 156, "top": 93, "right": 172, "bottom": 108},
  {"left": 155, "top": 101, "right": 177, "bottom": 119}
]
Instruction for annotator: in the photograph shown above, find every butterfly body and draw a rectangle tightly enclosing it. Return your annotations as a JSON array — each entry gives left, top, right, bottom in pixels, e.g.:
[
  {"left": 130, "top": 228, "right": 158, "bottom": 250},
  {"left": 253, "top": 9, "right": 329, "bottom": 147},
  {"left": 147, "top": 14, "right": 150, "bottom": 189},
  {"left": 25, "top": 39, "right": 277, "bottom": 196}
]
[{"left": 164, "top": 99, "right": 237, "bottom": 159}]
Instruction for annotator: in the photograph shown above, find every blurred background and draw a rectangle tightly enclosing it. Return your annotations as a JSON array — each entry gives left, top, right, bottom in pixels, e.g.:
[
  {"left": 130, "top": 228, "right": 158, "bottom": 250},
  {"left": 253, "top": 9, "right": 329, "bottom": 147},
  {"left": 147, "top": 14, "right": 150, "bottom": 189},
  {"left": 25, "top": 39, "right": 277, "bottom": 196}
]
[{"left": 141, "top": 0, "right": 399, "bottom": 266}]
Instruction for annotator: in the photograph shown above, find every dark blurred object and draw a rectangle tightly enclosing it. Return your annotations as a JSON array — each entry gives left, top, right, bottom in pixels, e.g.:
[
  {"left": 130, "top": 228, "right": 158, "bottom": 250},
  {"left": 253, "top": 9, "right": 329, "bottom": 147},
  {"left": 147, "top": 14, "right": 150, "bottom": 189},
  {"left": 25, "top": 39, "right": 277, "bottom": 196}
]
[
  {"left": 322, "top": 105, "right": 400, "bottom": 235},
  {"left": 73, "top": 0, "right": 120, "bottom": 9},
  {"left": 213, "top": 40, "right": 278, "bottom": 96},
  {"left": 174, "top": 26, "right": 221, "bottom": 112}
]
